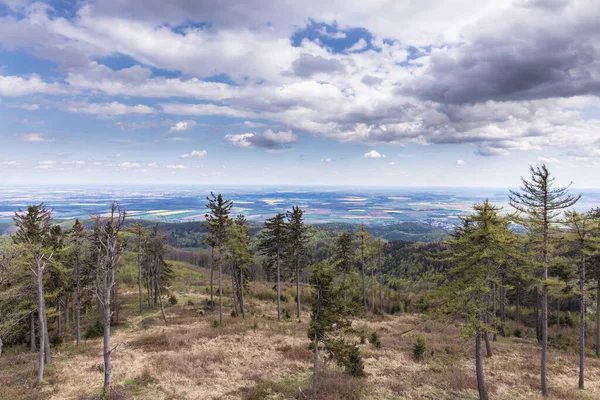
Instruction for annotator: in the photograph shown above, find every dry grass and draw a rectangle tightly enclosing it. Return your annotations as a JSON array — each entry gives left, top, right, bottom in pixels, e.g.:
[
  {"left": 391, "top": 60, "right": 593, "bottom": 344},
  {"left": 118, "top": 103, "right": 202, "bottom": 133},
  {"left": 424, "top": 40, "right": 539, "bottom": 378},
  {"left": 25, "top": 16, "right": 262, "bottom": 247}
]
[{"left": 4, "top": 270, "right": 600, "bottom": 399}]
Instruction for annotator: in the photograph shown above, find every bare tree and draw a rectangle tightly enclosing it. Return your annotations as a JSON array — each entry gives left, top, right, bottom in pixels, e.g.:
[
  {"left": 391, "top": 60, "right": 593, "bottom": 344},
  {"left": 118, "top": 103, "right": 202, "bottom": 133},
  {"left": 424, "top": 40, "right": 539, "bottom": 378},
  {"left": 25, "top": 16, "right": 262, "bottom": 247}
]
[
  {"left": 14, "top": 204, "right": 53, "bottom": 384},
  {"left": 91, "top": 203, "right": 126, "bottom": 394}
]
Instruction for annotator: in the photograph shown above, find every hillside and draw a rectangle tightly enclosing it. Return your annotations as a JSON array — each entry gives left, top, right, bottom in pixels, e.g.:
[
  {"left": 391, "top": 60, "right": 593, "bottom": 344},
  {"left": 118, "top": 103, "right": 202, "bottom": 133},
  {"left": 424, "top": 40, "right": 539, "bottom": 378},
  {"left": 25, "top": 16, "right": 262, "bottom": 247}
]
[{"left": 1, "top": 259, "right": 598, "bottom": 400}]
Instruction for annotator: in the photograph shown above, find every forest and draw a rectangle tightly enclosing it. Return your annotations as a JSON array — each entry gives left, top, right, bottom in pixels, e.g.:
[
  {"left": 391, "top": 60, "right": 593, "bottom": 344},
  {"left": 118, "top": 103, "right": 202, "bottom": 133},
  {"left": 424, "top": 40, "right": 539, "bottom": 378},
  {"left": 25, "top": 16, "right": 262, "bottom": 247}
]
[{"left": 1, "top": 164, "right": 600, "bottom": 400}]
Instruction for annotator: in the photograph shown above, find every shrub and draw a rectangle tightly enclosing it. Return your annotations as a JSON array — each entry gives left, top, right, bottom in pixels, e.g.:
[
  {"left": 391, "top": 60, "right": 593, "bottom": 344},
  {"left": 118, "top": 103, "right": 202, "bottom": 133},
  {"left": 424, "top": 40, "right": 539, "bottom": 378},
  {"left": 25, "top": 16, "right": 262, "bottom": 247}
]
[
  {"left": 344, "top": 344, "right": 365, "bottom": 376},
  {"left": 283, "top": 308, "right": 291, "bottom": 320},
  {"left": 212, "top": 319, "right": 220, "bottom": 328},
  {"left": 513, "top": 328, "right": 522, "bottom": 338},
  {"left": 359, "top": 332, "right": 366, "bottom": 345},
  {"left": 168, "top": 294, "right": 178, "bottom": 305},
  {"left": 370, "top": 332, "right": 381, "bottom": 349},
  {"left": 84, "top": 321, "right": 104, "bottom": 340},
  {"left": 413, "top": 336, "right": 427, "bottom": 361},
  {"left": 186, "top": 299, "right": 194, "bottom": 306}
]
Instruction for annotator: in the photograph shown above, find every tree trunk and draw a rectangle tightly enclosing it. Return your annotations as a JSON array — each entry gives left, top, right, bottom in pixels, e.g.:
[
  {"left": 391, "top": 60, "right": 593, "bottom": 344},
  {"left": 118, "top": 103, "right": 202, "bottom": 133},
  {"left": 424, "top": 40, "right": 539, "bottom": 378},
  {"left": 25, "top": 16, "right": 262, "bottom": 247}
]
[
  {"left": 296, "top": 259, "right": 301, "bottom": 319},
  {"left": 476, "top": 323, "right": 489, "bottom": 400},
  {"left": 596, "top": 281, "right": 600, "bottom": 358},
  {"left": 361, "top": 245, "right": 366, "bottom": 311},
  {"left": 557, "top": 299, "right": 560, "bottom": 335},
  {"left": 579, "top": 255, "right": 586, "bottom": 390},
  {"left": 36, "top": 262, "right": 46, "bottom": 384},
  {"left": 210, "top": 246, "right": 215, "bottom": 313},
  {"left": 231, "top": 262, "right": 239, "bottom": 317},
  {"left": 541, "top": 230, "right": 549, "bottom": 397},
  {"left": 312, "top": 330, "right": 318, "bottom": 400},
  {"left": 103, "top": 288, "right": 112, "bottom": 393},
  {"left": 65, "top": 295, "right": 70, "bottom": 329},
  {"left": 157, "top": 283, "right": 168, "bottom": 326},
  {"left": 371, "top": 257, "right": 375, "bottom": 314},
  {"left": 219, "top": 248, "right": 223, "bottom": 325},
  {"left": 137, "top": 250, "right": 143, "bottom": 314},
  {"left": 276, "top": 248, "right": 281, "bottom": 322},
  {"left": 42, "top": 297, "right": 51, "bottom": 365},
  {"left": 492, "top": 283, "right": 497, "bottom": 341},
  {"left": 484, "top": 292, "right": 492, "bottom": 358},
  {"left": 500, "top": 283, "right": 506, "bottom": 337},
  {"left": 57, "top": 299, "right": 62, "bottom": 337},
  {"left": 240, "top": 271, "right": 245, "bottom": 318},
  {"left": 30, "top": 312, "right": 36, "bottom": 352},
  {"left": 534, "top": 289, "right": 541, "bottom": 343},
  {"left": 379, "top": 253, "right": 383, "bottom": 313},
  {"left": 76, "top": 287, "right": 81, "bottom": 346},
  {"left": 343, "top": 270, "right": 347, "bottom": 304}
]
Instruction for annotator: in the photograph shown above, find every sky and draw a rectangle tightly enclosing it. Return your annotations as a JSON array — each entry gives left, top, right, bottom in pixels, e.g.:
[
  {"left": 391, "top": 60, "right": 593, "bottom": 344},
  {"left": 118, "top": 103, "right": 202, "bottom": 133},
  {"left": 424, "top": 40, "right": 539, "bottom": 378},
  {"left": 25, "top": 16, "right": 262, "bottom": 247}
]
[{"left": 1, "top": 0, "right": 600, "bottom": 187}]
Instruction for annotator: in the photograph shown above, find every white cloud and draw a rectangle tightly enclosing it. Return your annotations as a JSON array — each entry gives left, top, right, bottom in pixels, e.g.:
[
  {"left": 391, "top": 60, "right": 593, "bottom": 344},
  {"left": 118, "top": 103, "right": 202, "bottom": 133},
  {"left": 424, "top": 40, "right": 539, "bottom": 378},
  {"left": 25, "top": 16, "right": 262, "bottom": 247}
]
[
  {"left": 347, "top": 38, "right": 367, "bottom": 52},
  {"left": 0, "top": 160, "right": 20, "bottom": 166},
  {"left": 179, "top": 149, "right": 207, "bottom": 159},
  {"left": 388, "top": 161, "right": 395, "bottom": 165},
  {"left": 321, "top": 158, "right": 333, "bottom": 163},
  {"left": 22, "top": 103, "right": 39, "bottom": 111},
  {"left": 225, "top": 129, "right": 297, "bottom": 149},
  {"left": 36, "top": 160, "right": 56, "bottom": 169},
  {"left": 317, "top": 26, "right": 347, "bottom": 39},
  {"left": 148, "top": 162, "right": 158, "bottom": 167},
  {"left": 167, "top": 164, "right": 187, "bottom": 169},
  {"left": 65, "top": 102, "right": 154, "bottom": 115},
  {"left": 456, "top": 159, "right": 465, "bottom": 166},
  {"left": 0, "top": 74, "right": 68, "bottom": 96},
  {"left": 363, "top": 150, "right": 385, "bottom": 158},
  {"left": 169, "top": 120, "right": 197, "bottom": 133},
  {"left": 116, "top": 162, "right": 141, "bottom": 169},
  {"left": 537, "top": 156, "right": 560, "bottom": 164},
  {"left": 24, "top": 133, "right": 54, "bottom": 142}
]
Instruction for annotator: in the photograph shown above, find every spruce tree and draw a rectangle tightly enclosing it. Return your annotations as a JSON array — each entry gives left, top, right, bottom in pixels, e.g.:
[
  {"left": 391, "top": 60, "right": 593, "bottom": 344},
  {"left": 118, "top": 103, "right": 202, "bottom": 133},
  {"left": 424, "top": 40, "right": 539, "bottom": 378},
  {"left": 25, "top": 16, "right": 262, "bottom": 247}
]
[
  {"left": 258, "top": 213, "right": 287, "bottom": 321},
  {"left": 226, "top": 215, "right": 253, "bottom": 318},
  {"left": 286, "top": 206, "right": 308, "bottom": 319},
  {"left": 433, "top": 200, "right": 520, "bottom": 400},
  {"left": 359, "top": 223, "right": 368, "bottom": 311},
  {"left": 334, "top": 231, "right": 354, "bottom": 304},
  {"left": 509, "top": 164, "right": 580, "bottom": 396},
  {"left": 126, "top": 222, "right": 149, "bottom": 314},
  {"left": 205, "top": 192, "right": 233, "bottom": 325}
]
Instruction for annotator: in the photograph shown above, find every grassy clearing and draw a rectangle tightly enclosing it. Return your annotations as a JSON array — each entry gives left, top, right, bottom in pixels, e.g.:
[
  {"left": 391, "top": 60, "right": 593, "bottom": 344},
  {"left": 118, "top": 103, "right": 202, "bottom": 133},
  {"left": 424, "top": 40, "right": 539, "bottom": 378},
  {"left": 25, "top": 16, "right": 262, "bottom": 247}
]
[{"left": 3, "top": 260, "right": 600, "bottom": 399}]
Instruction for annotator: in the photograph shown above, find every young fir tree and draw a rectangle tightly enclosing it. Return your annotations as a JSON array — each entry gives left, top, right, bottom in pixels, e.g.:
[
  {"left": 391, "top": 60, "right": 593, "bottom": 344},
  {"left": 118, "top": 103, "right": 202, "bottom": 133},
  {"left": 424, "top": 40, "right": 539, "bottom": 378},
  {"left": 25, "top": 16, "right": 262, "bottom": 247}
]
[
  {"left": 564, "top": 210, "right": 600, "bottom": 390},
  {"left": 308, "top": 261, "right": 358, "bottom": 400},
  {"left": 509, "top": 164, "right": 580, "bottom": 396},
  {"left": 125, "top": 222, "right": 149, "bottom": 314},
  {"left": 334, "top": 231, "right": 354, "bottom": 304},
  {"left": 258, "top": 213, "right": 287, "bottom": 321},
  {"left": 286, "top": 206, "right": 308, "bottom": 319},
  {"left": 205, "top": 192, "right": 233, "bottom": 325},
  {"left": 432, "top": 200, "right": 520, "bottom": 400},
  {"left": 226, "top": 215, "right": 253, "bottom": 318},
  {"left": 91, "top": 203, "right": 126, "bottom": 394},
  {"left": 13, "top": 204, "right": 54, "bottom": 383}
]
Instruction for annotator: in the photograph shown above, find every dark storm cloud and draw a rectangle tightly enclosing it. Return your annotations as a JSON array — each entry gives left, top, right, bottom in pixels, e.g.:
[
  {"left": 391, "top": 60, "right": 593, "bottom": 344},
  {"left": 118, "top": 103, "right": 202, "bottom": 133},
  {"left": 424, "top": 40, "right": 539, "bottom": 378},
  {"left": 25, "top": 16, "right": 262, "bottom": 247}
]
[{"left": 403, "top": 2, "right": 600, "bottom": 104}]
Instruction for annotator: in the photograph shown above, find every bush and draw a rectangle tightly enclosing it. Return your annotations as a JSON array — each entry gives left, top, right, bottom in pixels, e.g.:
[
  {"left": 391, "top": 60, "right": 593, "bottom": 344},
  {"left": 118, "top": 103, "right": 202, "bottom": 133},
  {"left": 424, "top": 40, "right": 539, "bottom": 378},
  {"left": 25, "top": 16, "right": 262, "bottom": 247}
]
[
  {"left": 513, "top": 328, "right": 522, "bottom": 338},
  {"left": 186, "top": 299, "right": 194, "bottom": 306},
  {"left": 359, "top": 332, "right": 366, "bottom": 344},
  {"left": 370, "top": 332, "right": 381, "bottom": 350},
  {"left": 168, "top": 294, "right": 178, "bottom": 306},
  {"left": 283, "top": 308, "right": 291, "bottom": 320},
  {"left": 84, "top": 320, "right": 104, "bottom": 340},
  {"left": 413, "top": 336, "right": 427, "bottom": 361}
]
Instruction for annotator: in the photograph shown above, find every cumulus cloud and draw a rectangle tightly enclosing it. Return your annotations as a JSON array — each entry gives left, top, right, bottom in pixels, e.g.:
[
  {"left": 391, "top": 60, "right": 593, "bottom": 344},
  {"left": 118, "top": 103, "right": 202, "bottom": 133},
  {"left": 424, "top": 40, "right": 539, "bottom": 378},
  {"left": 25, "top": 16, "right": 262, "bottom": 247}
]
[
  {"left": 321, "top": 158, "right": 333, "bottom": 163},
  {"left": 65, "top": 102, "right": 154, "bottom": 115},
  {"left": 291, "top": 53, "right": 345, "bottom": 77},
  {"left": 22, "top": 103, "right": 39, "bottom": 111},
  {"left": 0, "top": 74, "right": 68, "bottom": 96},
  {"left": 116, "top": 162, "right": 141, "bottom": 169},
  {"left": 180, "top": 149, "right": 207, "bottom": 159},
  {"left": 225, "top": 129, "right": 297, "bottom": 149},
  {"left": 363, "top": 150, "right": 385, "bottom": 158},
  {"left": 456, "top": 159, "right": 465, "bottom": 166},
  {"left": 347, "top": 38, "right": 368, "bottom": 52},
  {"left": 24, "top": 133, "right": 53, "bottom": 142},
  {"left": 169, "top": 120, "right": 197, "bottom": 132},
  {"left": 537, "top": 156, "right": 560, "bottom": 164},
  {"left": 167, "top": 164, "right": 187, "bottom": 169}
]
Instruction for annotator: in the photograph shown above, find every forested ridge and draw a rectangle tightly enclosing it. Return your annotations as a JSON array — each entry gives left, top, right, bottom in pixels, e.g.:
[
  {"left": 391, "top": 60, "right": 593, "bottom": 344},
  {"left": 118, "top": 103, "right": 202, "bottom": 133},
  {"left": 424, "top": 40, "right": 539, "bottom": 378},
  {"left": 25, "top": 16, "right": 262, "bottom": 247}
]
[{"left": 2, "top": 165, "right": 600, "bottom": 399}]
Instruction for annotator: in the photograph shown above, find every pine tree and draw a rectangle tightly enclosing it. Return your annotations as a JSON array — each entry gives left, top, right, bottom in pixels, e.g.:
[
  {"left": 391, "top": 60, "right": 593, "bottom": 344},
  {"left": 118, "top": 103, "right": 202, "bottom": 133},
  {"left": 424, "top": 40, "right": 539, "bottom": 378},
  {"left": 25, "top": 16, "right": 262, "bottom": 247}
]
[
  {"left": 13, "top": 204, "right": 53, "bottom": 383},
  {"left": 205, "top": 192, "right": 233, "bottom": 325},
  {"left": 334, "top": 231, "right": 354, "bottom": 304},
  {"left": 432, "top": 200, "right": 520, "bottom": 400},
  {"left": 286, "top": 206, "right": 308, "bottom": 319},
  {"left": 509, "top": 164, "right": 580, "bottom": 396},
  {"left": 258, "top": 213, "right": 287, "bottom": 321}
]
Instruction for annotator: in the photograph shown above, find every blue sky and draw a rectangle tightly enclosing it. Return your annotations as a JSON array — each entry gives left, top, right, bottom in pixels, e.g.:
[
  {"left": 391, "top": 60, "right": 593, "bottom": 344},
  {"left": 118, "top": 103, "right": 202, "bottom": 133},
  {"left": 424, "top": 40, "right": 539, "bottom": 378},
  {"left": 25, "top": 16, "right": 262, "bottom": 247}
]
[{"left": 1, "top": 0, "right": 600, "bottom": 187}]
